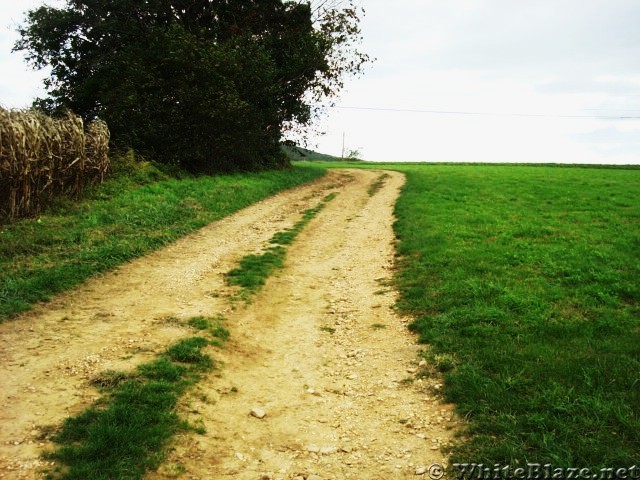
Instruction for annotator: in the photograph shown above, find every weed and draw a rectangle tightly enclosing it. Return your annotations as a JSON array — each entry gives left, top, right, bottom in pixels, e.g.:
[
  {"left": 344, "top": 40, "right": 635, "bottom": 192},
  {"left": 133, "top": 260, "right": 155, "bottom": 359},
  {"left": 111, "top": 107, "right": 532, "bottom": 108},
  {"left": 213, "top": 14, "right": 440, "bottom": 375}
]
[
  {"left": 209, "top": 324, "right": 230, "bottom": 342},
  {"left": 196, "top": 393, "right": 210, "bottom": 402},
  {"left": 188, "top": 419, "right": 207, "bottom": 435},
  {"left": 323, "top": 192, "right": 338, "bottom": 202},
  {"left": 158, "top": 315, "right": 181, "bottom": 326},
  {"left": 162, "top": 463, "right": 187, "bottom": 477},
  {"left": 186, "top": 314, "right": 229, "bottom": 342},
  {"left": 370, "top": 323, "right": 386, "bottom": 330},
  {"left": 320, "top": 326, "right": 336, "bottom": 334}
]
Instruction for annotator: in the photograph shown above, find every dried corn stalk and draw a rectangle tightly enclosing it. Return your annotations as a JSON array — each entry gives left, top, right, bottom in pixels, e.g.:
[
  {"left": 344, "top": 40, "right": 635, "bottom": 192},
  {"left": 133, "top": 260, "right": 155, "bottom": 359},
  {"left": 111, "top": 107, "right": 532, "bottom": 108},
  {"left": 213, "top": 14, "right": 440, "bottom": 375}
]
[{"left": 0, "top": 107, "right": 110, "bottom": 220}]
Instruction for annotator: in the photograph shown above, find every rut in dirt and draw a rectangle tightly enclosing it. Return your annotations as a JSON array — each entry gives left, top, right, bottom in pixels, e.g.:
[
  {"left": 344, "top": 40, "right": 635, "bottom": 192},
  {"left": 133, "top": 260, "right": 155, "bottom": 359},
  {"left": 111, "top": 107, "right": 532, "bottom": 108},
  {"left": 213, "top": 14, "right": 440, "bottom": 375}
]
[{"left": 0, "top": 169, "right": 459, "bottom": 480}]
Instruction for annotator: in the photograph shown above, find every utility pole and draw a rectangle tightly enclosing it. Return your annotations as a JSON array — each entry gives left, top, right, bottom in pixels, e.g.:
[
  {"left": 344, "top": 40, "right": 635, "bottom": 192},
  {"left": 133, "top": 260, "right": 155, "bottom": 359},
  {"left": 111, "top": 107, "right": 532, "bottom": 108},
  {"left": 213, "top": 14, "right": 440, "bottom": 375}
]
[{"left": 341, "top": 131, "right": 345, "bottom": 160}]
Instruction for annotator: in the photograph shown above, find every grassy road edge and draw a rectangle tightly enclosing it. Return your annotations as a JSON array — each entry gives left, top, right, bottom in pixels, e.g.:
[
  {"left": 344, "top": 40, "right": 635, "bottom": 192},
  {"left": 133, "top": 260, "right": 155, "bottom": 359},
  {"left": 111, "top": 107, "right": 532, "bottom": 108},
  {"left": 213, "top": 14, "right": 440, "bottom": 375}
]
[{"left": 1, "top": 161, "right": 327, "bottom": 321}]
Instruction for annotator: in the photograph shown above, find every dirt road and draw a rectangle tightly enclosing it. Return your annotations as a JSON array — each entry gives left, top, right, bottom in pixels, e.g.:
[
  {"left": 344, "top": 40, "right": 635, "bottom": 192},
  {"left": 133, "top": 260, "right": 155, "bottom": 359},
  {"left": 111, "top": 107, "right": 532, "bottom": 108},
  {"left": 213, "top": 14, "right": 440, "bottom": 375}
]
[{"left": 0, "top": 169, "right": 458, "bottom": 479}]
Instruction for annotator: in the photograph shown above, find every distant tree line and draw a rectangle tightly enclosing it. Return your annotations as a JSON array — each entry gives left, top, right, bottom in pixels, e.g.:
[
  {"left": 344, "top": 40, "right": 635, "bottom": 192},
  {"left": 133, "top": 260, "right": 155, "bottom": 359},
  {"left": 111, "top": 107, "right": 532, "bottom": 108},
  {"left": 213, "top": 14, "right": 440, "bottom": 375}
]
[{"left": 15, "top": 0, "right": 368, "bottom": 172}]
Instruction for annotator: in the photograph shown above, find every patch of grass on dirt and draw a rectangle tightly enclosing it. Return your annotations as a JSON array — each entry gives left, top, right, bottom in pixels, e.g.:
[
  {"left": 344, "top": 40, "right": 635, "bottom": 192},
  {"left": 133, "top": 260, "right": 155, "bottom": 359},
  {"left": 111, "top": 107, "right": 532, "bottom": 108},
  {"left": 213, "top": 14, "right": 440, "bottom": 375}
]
[
  {"left": 187, "top": 316, "right": 211, "bottom": 331},
  {"left": 390, "top": 164, "right": 640, "bottom": 466},
  {"left": 209, "top": 323, "right": 230, "bottom": 343},
  {"left": 226, "top": 193, "right": 337, "bottom": 296},
  {"left": 268, "top": 192, "right": 337, "bottom": 246},
  {"left": 226, "top": 246, "right": 286, "bottom": 293},
  {"left": 0, "top": 155, "right": 326, "bottom": 321},
  {"left": 165, "top": 337, "right": 213, "bottom": 369},
  {"left": 89, "top": 370, "right": 133, "bottom": 390},
  {"left": 367, "top": 172, "right": 390, "bottom": 196},
  {"left": 187, "top": 315, "right": 229, "bottom": 342},
  {"left": 45, "top": 314, "right": 226, "bottom": 479}
]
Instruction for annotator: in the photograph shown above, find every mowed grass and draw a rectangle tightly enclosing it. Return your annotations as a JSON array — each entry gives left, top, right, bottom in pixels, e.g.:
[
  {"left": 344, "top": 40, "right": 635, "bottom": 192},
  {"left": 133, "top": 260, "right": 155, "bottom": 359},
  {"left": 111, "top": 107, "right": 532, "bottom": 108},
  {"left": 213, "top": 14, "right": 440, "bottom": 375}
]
[
  {"left": 389, "top": 165, "right": 640, "bottom": 466},
  {"left": 0, "top": 156, "right": 326, "bottom": 320}
]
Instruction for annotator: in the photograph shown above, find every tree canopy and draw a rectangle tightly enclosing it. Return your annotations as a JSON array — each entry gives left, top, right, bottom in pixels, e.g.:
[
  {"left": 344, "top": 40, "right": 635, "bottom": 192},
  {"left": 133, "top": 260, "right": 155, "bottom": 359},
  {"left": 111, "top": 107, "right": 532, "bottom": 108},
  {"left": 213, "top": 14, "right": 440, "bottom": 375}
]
[{"left": 15, "top": 0, "right": 368, "bottom": 172}]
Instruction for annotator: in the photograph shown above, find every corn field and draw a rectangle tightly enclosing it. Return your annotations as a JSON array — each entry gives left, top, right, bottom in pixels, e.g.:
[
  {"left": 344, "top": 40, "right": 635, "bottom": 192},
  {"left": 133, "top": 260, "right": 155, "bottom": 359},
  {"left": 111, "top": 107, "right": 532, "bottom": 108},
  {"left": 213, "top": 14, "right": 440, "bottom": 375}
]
[{"left": 0, "top": 107, "right": 110, "bottom": 220}]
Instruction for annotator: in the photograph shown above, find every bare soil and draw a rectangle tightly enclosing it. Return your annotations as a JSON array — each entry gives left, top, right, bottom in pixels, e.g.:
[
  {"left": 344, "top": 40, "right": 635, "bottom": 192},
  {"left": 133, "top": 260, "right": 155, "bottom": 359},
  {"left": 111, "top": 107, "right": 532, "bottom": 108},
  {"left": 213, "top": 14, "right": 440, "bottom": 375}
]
[{"left": 0, "top": 169, "right": 458, "bottom": 479}]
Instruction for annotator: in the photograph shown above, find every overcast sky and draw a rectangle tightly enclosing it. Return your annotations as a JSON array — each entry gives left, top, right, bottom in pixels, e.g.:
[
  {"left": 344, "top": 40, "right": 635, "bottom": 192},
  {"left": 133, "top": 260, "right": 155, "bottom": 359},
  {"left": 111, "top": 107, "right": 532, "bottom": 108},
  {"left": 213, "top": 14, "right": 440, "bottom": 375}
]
[{"left": 2, "top": 0, "right": 640, "bottom": 164}]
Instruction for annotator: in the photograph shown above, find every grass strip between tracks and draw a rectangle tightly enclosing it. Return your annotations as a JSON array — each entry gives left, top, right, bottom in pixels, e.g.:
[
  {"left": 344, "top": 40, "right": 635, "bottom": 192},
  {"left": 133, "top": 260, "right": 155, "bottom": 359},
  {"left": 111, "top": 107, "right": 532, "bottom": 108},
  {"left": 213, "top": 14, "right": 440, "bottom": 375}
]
[
  {"left": 226, "top": 192, "right": 337, "bottom": 297},
  {"left": 44, "top": 316, "right": 229, "bottom": 479}
]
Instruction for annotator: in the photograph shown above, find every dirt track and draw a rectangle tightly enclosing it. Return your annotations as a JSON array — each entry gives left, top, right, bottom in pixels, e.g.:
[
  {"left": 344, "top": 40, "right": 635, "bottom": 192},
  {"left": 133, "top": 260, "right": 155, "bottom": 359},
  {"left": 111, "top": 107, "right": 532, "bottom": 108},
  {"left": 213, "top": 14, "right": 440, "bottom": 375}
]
[{"left": 0, "top": 169, "right": 458, "bottom": 479}]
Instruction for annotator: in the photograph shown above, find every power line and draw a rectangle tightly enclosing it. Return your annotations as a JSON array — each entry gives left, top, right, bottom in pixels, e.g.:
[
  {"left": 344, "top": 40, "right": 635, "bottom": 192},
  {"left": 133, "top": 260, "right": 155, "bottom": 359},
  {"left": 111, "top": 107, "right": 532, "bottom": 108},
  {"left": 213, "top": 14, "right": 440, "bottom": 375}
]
[{"left": 316, "top": 105, "right": 640, "bottom": 120}]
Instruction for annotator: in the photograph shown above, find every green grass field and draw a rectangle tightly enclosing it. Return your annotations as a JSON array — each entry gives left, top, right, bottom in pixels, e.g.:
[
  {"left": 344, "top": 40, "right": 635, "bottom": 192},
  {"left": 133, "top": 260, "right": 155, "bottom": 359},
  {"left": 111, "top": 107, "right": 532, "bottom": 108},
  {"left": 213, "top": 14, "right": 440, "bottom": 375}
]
[
  {"left": 386, "top": 164, "right": 640, "bottom": 467},
  {"left": 0, "top": 156, "right": 326, "bottom": 321}
]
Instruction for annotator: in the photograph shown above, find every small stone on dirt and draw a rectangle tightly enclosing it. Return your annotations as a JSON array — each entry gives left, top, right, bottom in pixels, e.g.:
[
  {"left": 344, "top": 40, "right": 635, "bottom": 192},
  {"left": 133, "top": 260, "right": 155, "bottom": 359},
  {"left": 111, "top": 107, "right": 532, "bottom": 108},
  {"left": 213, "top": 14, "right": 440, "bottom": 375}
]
[
  {"left": 250, "top": 407, "right": 266, "bottom": 419},
  {"left": 320, "top": 446, "right": 338, "bottom": 455},
  {"left": 415, "top": 466, "right": 427, "bottom": 475}
]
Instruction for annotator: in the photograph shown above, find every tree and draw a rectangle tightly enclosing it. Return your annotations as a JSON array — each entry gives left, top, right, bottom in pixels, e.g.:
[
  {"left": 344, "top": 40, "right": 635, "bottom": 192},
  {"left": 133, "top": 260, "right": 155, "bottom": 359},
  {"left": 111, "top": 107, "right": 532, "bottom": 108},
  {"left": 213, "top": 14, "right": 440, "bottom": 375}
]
[
  {"left": 15, "top": 0, "right": 368, "bottom": 172},
  {"left": 345, "top": 148, "right": 361, "bottom": 161}
]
